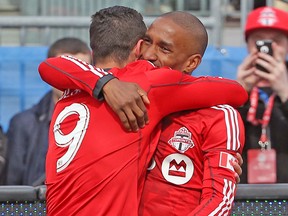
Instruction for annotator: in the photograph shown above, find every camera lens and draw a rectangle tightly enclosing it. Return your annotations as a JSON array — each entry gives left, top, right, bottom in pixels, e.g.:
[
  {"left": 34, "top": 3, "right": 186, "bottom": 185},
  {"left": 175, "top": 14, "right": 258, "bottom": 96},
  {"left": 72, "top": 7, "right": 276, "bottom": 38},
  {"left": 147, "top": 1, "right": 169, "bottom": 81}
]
[{"left": 260, "top": 46, "right": 269, "bottom": 53}]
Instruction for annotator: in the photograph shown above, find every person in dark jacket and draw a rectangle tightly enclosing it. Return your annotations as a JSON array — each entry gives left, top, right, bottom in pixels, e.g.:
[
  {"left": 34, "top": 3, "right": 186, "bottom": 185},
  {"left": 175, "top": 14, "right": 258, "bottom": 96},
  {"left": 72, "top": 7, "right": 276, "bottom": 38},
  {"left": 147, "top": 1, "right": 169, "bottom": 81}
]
[
  {"left": 0, "top": 125, "right": 7, "bottom": 184},
  {"left": 5, "top": 37, "right": 91, "bottom": 185},
  {"left": 237, "top": 6, "right": 288, "bottom": 183}
]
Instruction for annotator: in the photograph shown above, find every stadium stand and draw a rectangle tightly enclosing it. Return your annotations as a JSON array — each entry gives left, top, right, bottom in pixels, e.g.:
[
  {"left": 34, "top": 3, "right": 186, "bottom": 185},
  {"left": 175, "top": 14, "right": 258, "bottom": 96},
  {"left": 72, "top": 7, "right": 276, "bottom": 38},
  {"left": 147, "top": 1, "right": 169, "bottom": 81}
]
[
  {"left": 0, "top": 0, "right": 225, "bottom": 47},
  {"left": 0, "top": 47, "right": 49, "bottom": 132}
]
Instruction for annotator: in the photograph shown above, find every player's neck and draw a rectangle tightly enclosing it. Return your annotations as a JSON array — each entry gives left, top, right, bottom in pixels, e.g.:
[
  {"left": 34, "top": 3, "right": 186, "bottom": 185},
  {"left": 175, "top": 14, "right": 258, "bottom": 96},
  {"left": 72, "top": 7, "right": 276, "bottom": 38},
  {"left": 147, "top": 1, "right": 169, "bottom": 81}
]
[{"left": 94, "top": 57, "right": 126, "bottom": 69}]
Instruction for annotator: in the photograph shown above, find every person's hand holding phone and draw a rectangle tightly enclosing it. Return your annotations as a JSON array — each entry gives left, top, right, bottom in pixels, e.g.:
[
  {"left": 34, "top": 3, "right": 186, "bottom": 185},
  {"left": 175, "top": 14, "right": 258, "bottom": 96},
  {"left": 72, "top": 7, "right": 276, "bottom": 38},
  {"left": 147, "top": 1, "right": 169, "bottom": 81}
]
[
  {"left": 237, "top": 50, "right": 261, "bottom": 92},
  {"left": 254, "top": 40, "right": 288, "bottom": 102}
]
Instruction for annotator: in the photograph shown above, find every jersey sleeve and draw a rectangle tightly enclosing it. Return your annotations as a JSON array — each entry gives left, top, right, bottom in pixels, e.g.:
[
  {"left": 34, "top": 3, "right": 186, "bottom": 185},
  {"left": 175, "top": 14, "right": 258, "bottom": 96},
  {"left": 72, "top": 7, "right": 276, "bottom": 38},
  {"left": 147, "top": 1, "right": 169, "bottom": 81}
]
[
  {"left": 39, "top": 57, "right": 248, "bottom": 113},
  {"left": 142, "top": 68, "right": 248, "bottom": 117},
  {"left": 38, "top": 55, "right": 115, "bottom": 99},
  {"left": 188, "top": 105, "right": 245, "bottom": 216}
]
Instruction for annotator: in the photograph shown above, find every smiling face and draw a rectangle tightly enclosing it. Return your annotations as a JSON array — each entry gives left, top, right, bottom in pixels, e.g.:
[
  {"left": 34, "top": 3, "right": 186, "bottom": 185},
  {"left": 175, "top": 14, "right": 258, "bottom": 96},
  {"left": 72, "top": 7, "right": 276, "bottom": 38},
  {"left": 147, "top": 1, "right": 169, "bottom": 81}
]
[{"left": 139, "top": 15, "right": 205, "bottom": 74}]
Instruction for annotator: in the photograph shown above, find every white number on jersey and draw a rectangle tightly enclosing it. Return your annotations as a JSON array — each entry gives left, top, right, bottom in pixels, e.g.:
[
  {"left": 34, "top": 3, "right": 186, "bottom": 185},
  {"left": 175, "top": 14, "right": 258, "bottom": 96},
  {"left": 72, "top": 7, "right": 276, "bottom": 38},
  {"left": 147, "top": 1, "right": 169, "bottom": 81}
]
[{"left": 54, "top": 103, "right": 90, "bottom": 172}]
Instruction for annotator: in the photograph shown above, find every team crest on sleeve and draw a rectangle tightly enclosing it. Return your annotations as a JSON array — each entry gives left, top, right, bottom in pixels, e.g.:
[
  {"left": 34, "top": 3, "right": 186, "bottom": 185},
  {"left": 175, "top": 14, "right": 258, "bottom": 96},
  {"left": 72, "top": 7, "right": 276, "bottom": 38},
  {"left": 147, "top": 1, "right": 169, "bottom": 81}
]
[
  {"left": 168, "top": 127, "right": 194, "bottom": 153},
  {"left": 162, "top": 153, "right": 194, "bottom": 185}
]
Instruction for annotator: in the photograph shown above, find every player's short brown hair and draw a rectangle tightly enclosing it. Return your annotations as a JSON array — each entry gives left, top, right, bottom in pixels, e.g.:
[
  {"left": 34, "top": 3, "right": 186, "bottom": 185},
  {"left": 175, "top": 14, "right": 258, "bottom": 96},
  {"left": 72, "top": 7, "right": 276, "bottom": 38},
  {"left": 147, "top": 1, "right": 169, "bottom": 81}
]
[{"left": 89, "top": 6, "right": 147, "bottom": 65}]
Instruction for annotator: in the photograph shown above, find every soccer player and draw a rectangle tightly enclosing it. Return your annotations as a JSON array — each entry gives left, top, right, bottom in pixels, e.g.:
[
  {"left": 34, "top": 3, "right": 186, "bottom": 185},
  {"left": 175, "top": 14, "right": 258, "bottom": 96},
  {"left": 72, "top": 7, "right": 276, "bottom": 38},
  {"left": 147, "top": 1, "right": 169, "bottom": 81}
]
[
  {"left": 138, "top": 12, "right": 244, "bottom": 215},
  {"left": 39, "top": 7, "right": 247, "bottom": 215}
]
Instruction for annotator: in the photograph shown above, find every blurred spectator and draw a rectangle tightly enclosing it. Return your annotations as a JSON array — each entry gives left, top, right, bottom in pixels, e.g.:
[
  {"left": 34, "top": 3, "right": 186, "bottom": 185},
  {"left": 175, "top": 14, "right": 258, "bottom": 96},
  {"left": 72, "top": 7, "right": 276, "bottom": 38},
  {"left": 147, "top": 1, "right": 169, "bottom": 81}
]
[
  {"left": 253, "top": 0, "right": 266, "bottom": 9},
  {"left": 237, "top": 6, "right": 288, "bottom": 183},
  {"left": 5, "top": 37, "right": 91, "bottom": 185},
  {"left": 0, "top": 125, "right": 7, "bottom": 184}
]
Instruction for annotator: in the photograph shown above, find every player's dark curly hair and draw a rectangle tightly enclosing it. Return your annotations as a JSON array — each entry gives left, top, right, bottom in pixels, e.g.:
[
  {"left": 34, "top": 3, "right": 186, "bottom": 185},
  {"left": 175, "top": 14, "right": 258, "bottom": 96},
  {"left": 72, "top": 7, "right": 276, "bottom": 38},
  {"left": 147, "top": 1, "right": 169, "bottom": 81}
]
[{"left": 90, "top": 6, "right": 147, "bottom": 65}]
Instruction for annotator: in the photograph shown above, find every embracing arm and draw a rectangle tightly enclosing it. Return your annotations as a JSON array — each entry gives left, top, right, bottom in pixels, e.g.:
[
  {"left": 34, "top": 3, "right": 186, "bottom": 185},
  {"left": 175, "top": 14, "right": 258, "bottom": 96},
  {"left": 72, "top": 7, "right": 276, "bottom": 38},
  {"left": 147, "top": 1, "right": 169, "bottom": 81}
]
[
  {"left": 38, "top": 55, "right": 114, "bottom": 99},
  {"left": 38, "top": 57, "right": 248, "bottom": 130},
  {"left": 188, "top": 105, "right": 245, "bottom": 215},
  {"left": 143, "top": 67, "right": 248, "bottom": 117},
  {"left": 38, "top": 56, "right": 150, "bottom": 132}
]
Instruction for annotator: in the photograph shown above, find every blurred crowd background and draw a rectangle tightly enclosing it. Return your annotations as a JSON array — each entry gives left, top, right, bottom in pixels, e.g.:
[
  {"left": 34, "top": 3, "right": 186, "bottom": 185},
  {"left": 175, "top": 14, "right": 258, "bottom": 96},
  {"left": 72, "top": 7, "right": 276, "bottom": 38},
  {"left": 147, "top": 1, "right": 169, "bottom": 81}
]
[{"left": 0, "top": 0, "right": 277, "bottom": 132}]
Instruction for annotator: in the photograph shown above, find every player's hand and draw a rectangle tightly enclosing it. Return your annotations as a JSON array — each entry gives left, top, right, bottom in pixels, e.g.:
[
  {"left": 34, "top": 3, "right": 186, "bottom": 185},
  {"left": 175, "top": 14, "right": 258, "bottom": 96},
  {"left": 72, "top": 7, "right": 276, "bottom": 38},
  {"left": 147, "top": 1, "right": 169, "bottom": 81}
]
[
  {"left": 102, "top": 78, "right": 150, "bottom": 132},
  {"left": 231, "top": 153, "right": 243, "bottom": 184}
]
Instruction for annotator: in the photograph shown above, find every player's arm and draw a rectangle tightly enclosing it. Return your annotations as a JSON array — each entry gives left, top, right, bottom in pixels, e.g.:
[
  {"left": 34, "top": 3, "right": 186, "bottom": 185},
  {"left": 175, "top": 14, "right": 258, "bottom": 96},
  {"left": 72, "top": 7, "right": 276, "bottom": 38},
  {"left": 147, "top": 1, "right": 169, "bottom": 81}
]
[
  {"left": 38, "top": 56, "right": 150, "bottom": 132},
  {"left": 144, "top": 68, "right": 248, "bottom": 117},
  {"left": 188, "top": 105, "right": 245, "bottom": 216},
  {"left": 38, "top": 55, "right": 114, "bottom": 98}
]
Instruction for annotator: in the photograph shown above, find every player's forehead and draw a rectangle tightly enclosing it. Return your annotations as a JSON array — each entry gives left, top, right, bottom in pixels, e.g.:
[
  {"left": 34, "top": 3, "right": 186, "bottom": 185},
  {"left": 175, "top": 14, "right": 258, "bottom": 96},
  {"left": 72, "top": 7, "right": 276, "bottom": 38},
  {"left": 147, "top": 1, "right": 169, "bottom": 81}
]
[
  {"left": 148, "top": 17, "right": 180, "bottom": 33},
  {"left": 146, "top": 17, "right": 186, "bottom": 45}
]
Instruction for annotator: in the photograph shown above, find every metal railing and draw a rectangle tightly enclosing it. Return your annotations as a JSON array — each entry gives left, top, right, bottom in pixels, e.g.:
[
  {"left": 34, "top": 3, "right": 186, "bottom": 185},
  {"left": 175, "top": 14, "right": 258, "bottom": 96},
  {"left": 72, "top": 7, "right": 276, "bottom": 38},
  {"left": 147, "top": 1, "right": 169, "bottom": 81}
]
[
  {"left": 0, "top": 0, "right": 226, "bottom": 47},
  {"left": 0, "top": 14, "right": 221, "bottom": 46},
  {"left": 13, "top": 0, "right": 212, "bottom": 16},
  {"left": 5, "top": 0, "right": 280, "bottom": 47},
  {"left": 0, "top": 184, "right": 288, "bottom": 215}
]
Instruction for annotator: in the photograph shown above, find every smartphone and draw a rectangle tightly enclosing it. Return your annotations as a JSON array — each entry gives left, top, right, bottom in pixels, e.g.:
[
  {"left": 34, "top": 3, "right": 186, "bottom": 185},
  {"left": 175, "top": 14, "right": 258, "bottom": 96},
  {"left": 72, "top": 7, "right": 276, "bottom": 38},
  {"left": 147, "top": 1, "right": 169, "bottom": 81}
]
[{"left": 255, "top": 40, "right": 273, "bottom": 73}]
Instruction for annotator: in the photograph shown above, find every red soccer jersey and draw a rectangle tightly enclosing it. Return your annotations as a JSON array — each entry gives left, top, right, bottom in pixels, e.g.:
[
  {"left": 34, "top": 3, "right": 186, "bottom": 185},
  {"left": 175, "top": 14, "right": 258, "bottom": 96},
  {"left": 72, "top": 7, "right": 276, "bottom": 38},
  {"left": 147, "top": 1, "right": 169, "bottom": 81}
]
[
  {"left": 140, "top": 105, "right": 245, "bottom": 216},
  {"left": 39, "top": 57, "right": 247, "bottom": 215}
]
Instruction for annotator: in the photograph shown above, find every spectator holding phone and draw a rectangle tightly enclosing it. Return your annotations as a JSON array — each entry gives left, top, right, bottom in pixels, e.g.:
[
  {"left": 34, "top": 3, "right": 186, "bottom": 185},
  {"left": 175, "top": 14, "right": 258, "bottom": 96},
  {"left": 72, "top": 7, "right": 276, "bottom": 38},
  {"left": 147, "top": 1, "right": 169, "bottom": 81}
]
[{"left": 237, "top": 6, "right": 288, "bottom": 183}]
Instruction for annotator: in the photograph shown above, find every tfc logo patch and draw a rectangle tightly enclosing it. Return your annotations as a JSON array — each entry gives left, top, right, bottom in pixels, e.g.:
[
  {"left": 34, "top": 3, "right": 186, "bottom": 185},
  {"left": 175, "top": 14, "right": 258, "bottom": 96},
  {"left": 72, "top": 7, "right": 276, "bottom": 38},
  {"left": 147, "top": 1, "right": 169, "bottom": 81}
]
[
  {"left": 168, "top": 127, "right": 194, "bottom": 153},
  {"left": 258, "top": 7, "right": 278, "bottom": 26},
  {"left": 162, "top": 153, "right": 194, "bottom": 185}
]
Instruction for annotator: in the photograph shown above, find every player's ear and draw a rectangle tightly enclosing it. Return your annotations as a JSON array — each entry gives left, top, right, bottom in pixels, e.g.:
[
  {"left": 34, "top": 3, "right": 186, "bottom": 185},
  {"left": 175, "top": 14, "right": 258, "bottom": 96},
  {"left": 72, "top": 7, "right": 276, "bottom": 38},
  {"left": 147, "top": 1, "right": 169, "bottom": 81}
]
[
  {"left": 134, "top": 39, "right": 143, "bottom": 58},
  {"left": 183, "top": 54, "right": 202, "bottom": 74},
  {"left": 127, "top": 39, "right": 144, "bottom": 63}
]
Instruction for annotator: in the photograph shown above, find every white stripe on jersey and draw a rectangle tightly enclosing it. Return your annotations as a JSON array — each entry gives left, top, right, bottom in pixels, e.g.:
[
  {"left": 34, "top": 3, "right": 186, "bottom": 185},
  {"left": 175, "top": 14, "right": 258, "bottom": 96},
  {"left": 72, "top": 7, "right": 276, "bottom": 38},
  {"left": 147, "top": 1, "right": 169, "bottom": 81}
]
[
  {"left": 219, "top": 104, "right": 240, "bottom": 150},
  {"left": 61, "top": 55, "right": 110, "bottom": 77},
  {"left": 208, "top": 179, "right": 236, "bottom": 216},
  {"left": 211, "top": 104, "right": 240, "bottom": 151},
  {"left": 219, "top": 104, "right": 241, "bottom": 150}
]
